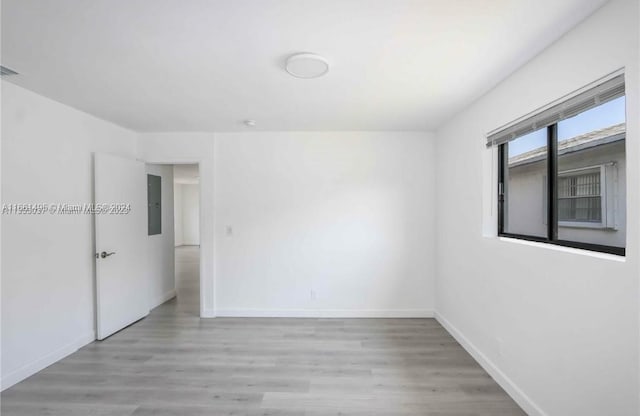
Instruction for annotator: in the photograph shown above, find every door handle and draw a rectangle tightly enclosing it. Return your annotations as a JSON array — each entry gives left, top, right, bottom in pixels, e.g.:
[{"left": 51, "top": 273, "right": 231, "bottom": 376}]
[{"left": 100, "top": 251, "right": 116, "bottom": 259}]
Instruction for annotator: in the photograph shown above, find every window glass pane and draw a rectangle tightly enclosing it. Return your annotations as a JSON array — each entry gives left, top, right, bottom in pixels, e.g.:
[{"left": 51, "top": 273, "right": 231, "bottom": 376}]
[
  {"left": 557, "top": 96, "right": 625, "bottom": 248},
  {"left": 558, "top": 170, "right": 601, "bottom": 222},
  {"left": 503, "top": 128, "right": 548, "bottom": 237}
]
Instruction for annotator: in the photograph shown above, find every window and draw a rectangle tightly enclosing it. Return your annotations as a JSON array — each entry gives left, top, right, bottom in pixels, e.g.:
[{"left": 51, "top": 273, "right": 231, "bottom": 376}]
[
  {"left": 490, "top": 74, "right": 626, "bottom": 255},
  {"left": 501, "top": 128, "right": 548, "bottom": 238},
  {"left": 558, "top": 168, "right": 602, "bottom": 224}
]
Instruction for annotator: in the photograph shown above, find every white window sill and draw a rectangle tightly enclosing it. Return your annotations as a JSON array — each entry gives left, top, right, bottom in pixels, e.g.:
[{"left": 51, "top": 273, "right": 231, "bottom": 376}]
[
  {"left": 498, "top": 236, "right": 626, "bottom": 262},
  {"left": 558, "top": 221, "right": 615, "bottom": 230}
]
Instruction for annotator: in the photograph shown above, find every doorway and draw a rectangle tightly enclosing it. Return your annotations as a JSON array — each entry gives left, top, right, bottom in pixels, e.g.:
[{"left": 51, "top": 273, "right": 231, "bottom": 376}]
[
  {"left": 172, "top": 164, "right": 200, "bottom": 316},
  {"left": 144, "top": 162, "right": 201, "bottom": 317}
]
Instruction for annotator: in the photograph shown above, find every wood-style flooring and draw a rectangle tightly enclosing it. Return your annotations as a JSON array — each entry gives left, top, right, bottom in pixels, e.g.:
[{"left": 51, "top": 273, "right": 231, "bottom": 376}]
[{"left": 1, "top": 246, "right": 525, "bottom": 416}]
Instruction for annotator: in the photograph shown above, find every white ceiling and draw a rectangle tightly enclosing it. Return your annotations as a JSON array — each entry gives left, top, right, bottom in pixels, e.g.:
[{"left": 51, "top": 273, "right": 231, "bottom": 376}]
[
  {"left": 173, "top": 164, "right": 199, "bottom": 184},
  {"left": 2, "top": 0, "right": 607, "bottom": 132}
]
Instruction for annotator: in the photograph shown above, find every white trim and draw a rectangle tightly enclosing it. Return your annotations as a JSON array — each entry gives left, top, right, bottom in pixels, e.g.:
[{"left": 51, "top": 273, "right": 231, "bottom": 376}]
[
  {"left": 435, "top": 312, "right": 547, "bottom": 416},
  {"left": 215, "top": 309, "right": 434, "bottom": 318},
  {"left": 498, "top": 236, "right": 625, "bottom": 261},
  {"left": 151, "top": 289, "right": 176, "bottom": 309},
  {"left": 201, "top": 309, "right": 217, "bottom": 318},
  {"left": 558, "top": 164, "right": 607, "bottom": 228},
  {"left": 558, "top": 164, "right": 604, "bottom": 175},
  {"left": 558, "top": 221, "right": 608, "bottom": 229},
  {"left": 1, "top": 331, "right": 95, "bottom": 391}
]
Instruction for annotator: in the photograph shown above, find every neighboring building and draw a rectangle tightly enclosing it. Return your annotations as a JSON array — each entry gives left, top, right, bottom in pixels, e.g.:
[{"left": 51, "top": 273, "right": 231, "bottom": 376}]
[{"left": 506, "top": 123, "right": 626, "bottom": 247}]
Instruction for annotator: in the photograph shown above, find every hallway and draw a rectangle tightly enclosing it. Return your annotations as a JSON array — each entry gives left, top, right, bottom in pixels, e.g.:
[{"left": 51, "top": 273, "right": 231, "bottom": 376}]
[{"left": 172, "top": 245, "right": 200, "bottom": 316}]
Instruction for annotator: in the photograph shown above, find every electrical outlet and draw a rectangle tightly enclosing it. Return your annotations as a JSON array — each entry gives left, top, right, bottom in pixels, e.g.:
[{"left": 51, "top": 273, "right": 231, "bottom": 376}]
[
  {"left": 310, "top": 290, "right": 316, "bottom": 300},
  {"left": 226, "top": 226, "right": 233, "bottom": 236}
]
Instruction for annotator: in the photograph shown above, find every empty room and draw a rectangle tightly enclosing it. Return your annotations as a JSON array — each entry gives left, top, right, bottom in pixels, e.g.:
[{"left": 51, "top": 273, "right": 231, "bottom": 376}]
[{"left": 1, "top": 0, "right": 638, "bottom": 415}]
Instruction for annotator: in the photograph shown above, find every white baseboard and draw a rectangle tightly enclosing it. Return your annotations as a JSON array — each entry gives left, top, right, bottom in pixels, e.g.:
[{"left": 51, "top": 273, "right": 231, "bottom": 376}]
[
  {"left": 151, "top": 289, "right": 176, "bottom": 309},
  {"left": 201, "top": 309, "right": 217, "bottom": 318},
  {"left": 1, "top": 331, "right": 95, "bottom": 392},
  {"left": 214, "top": 309, "right": 434, "bottom": 318},
  {"left": 435, "top": 312, "right": 546, "bottom": 416}
]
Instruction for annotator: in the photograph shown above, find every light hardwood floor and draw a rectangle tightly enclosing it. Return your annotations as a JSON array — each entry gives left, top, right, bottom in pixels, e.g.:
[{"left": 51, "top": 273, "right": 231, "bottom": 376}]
[
  {"left": 174, "top": 245, "right": 200, "bottom": 316},
  {"left": 1, "top": 246, "right": 525, "bottom": 416}
]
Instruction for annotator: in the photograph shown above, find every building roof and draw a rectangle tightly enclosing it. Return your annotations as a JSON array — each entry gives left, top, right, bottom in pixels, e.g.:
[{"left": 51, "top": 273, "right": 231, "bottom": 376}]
[{"left": 508, "top": 123, "right": 625, "bottom": 167}]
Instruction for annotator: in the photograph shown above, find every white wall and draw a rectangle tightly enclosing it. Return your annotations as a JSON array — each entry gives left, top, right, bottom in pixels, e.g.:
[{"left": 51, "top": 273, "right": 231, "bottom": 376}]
[
  {"left": 1, "top": 81, "right": 137, "bottom": 390},
  {"left": 214, "top": 131, "right": 435, "bottom": 316},
  {"left": 0, "top": 21, "right": 4, "bottom": 386},
  {"left": 174, "top": 182, "right": 184, "bottom": 246},
  {"left": 146, "top": 164, "right": 176, "bottom": 308},
  {"left": 434, "top": 1, "right": 639, "bottom": 415},
  {"left": 173, "top": 182, "right": 199, "bottom": 246},
  {"left": 137, "top": 131, "right": 436, "bottom": 318},
  {"left": 181, "top": 184, "right": 199, "bottom": 245}
]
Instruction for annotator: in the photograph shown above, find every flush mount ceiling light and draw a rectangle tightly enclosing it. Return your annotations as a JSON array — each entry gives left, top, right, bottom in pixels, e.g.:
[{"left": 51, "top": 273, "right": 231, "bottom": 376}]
[
  {"left": 244, "top": 119, "right": 256, "bottom": 127},
  {"left": 285, "top": 53, "right": 329, "bottom": 79}
]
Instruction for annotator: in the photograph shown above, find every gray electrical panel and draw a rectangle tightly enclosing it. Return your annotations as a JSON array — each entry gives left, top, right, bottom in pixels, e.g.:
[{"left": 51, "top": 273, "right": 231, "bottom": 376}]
[{"left": 147, "top": 174, "right": 161, "bottom": 235}]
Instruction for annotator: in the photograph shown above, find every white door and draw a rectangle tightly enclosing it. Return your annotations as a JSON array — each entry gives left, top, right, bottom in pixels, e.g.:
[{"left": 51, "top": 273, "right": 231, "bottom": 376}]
[{"left": 94, "top": 153, "right": 148, "bottom": 340}]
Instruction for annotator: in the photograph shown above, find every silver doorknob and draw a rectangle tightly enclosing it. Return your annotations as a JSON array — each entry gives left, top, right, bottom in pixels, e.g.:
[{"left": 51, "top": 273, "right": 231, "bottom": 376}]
[{"left": 100, "top": 251, "right": 116, "bottom": 258}]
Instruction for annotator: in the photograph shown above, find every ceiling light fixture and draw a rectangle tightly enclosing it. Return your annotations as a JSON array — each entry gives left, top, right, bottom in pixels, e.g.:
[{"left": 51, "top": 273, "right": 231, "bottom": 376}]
[
  {"left": 285, "top": 53, "right": 329, "bottom": 79},
  {"left": 244, "top": 119, "right": 256, "bottom": 127}
]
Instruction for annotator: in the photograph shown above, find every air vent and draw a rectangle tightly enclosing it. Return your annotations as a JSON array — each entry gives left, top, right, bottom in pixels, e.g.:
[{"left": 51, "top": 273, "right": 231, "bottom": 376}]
[{"left": 0, "top": 66, "right": 19, "bottom": 77}]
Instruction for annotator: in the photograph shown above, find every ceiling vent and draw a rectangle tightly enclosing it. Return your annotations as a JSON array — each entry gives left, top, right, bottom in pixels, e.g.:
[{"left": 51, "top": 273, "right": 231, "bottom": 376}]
[{"left": 0, "top": 66, "right": 19, "bottom": 77}]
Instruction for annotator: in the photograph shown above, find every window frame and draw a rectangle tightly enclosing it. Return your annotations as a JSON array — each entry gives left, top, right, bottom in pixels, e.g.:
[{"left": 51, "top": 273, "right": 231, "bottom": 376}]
[
  {"left": 557, "top": 165, "right": 606, "bottom": 228},
  {"left": 497, "top": 124, "right": 625, "bottom": 256}
]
